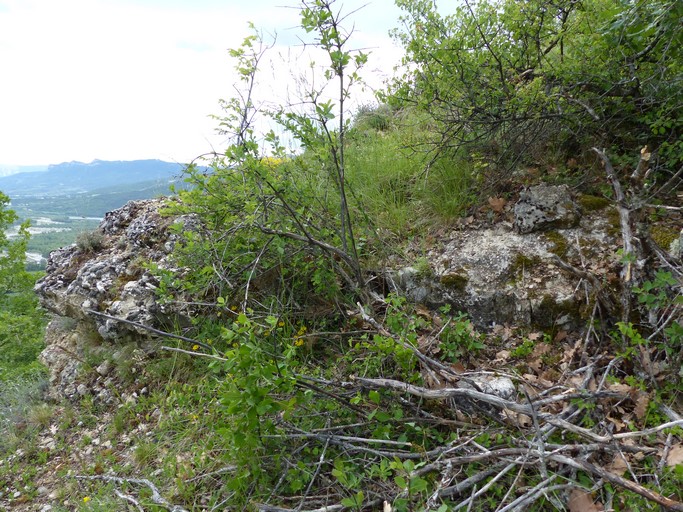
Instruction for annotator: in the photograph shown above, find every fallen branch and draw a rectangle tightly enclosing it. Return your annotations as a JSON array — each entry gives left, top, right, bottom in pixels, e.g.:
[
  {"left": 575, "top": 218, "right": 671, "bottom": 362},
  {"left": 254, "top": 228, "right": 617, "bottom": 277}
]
[
  {"left": 548, "top": 454, "right": 683, "bottom": 511},
  {"left": 355, "top": 375, "right": 683, "bottom": 441},
  {"left": 73, "top": 474, "right": 189, "bottom": 512}
]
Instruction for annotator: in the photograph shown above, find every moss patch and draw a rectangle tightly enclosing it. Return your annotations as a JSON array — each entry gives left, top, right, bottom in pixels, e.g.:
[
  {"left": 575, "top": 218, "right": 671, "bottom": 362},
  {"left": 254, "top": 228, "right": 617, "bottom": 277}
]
[
  {"left": 650, "top": 225, "right": 680, "bottom": 251},
  {"left": 440, "top": 271, "right": 469, "bottom": 291},
  {"left": 543, "top": 231, "right": 569, "bottom": 259},
  {"left": 578, "top": 194, "right": 611, "bottom": 212},
  {"left": 509, "top": 253, "right": 543, "bottom": 279}
]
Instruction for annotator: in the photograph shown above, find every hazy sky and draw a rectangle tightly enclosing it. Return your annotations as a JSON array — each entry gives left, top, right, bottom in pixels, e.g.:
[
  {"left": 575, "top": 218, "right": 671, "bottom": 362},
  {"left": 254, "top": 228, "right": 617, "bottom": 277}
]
[{"left": 0, "top": 0, "right": 408, "bottom": 166}]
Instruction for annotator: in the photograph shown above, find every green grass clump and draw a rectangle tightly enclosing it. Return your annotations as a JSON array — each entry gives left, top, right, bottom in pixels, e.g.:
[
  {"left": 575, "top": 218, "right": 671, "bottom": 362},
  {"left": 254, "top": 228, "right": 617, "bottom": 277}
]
[
  {"left": 75, "top": 229, "right": 105, "bottom": 253},
  {"left": 344, "top": 107, "right": 477, "bottom": 236}
]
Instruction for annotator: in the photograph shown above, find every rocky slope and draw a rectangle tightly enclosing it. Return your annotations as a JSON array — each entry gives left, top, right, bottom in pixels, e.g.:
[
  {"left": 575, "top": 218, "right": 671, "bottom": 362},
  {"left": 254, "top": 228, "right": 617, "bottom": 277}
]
[{"left": 34, "top": 185, "right": 627, "bottom": 403}]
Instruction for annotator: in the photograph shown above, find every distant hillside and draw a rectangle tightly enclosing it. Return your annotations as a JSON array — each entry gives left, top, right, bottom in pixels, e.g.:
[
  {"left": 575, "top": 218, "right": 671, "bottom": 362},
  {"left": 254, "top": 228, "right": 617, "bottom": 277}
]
[
  {"left": 0, "top": 165, "right": 48, "bottom": 177},
  {"left": 0, "top": 159, "right": 185, "bottom": 197}
]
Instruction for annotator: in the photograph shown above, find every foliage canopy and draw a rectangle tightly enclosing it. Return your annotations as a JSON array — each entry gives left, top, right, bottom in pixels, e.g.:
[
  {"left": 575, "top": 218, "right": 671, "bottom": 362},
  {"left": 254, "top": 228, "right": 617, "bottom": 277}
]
[{"left": 390, "top": 0, "right": 683, "bottom": 183}]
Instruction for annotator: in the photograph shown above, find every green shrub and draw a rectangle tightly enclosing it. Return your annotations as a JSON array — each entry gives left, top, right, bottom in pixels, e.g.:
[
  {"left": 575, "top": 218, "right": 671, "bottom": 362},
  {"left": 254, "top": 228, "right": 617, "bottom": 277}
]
[{"left": 76, "top": 229, "right": 105, "bottom": 253}]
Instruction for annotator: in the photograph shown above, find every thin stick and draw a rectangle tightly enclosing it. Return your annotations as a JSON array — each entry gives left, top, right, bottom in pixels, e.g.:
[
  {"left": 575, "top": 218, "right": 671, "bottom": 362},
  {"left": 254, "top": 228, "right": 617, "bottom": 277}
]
[{"left": 86, "top": 309, "right": 212, "bottom": 351}]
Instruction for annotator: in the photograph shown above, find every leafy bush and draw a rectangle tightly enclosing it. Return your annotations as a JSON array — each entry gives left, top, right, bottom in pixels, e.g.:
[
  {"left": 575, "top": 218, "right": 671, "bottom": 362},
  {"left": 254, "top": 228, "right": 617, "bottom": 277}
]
[{"left": 390, "top": 0, "right": 683, "bottom": 186}]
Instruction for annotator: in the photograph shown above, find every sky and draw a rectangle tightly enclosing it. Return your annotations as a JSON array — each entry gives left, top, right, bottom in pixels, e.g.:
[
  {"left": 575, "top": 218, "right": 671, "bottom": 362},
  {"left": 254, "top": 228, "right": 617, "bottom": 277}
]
[{"left": 0, "top": 0, "right": 410, "bottom": 168}]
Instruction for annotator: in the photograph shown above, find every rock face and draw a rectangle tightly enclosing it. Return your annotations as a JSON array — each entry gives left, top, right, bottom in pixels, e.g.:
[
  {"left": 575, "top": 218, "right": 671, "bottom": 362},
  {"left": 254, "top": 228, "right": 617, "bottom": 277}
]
[
  {"left": 394, "top": 185, "right": 616, "bottom": 328},
  {"left": 36, "top": 199, "right": 196, "bottom": 401}
]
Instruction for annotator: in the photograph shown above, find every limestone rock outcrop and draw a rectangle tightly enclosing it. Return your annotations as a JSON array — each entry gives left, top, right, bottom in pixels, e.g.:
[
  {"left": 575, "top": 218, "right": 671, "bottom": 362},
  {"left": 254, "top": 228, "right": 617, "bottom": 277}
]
[
  {"left": 36, "top": 199, "right": 195, "bottom": 401},
  {"left": 394, "top": 185, "right": 617, "bottom": 329}
]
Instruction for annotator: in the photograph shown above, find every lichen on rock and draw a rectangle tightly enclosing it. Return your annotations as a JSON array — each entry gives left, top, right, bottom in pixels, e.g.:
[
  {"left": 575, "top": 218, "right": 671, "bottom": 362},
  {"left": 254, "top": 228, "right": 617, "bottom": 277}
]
[{"left": 513, "top": 184, "right": 580, "bottom": 234}]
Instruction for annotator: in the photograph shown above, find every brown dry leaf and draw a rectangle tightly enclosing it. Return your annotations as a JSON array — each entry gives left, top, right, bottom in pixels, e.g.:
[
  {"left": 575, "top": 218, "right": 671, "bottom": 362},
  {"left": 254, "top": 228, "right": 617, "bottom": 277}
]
[
  {"left": 554, "top": 330, "right": 568, "bottom": 342},
  {"left": 633, "top": 392, "right": 650, "bottom": 420},
  {"left": 517, "top": 413, "right": 532, "bottom": 428},
  {"left": 666, "top": 444, "right": 683, "bottom": 467},
  {"left": 452, "top": 361, "right": 466, "bottom": 373},
  {"left": 568, "top": 489, "right": 604, "bottom": 512},
  {"left": 494, "top": 350, "right": 511, "bottom": 363},
  {"left": 607, "top": 382, "right": 632, "bottom": 394},
  {"left": 527, "top": 332, "right": 543, "bottom": 341},
  {"left": 587, "top": 378, "right": 597, "bottom": 392},
  {"left": 488, "top": 196, "right": 507, "bottom": 213},
  {"left": 606, "top": 415, "right": 626, "bottom": 432},
  {"left": 415, "top": 305, "right": 432, "bottom": 321},
  {"left": 529, "top": 358, "right": 543, "bottom": 373},
  {"left": 606, "top": 454, "right": 629, "bottom": 475},
  {"left": 531, "top": 343, "right": 550, "bottom": 358}
]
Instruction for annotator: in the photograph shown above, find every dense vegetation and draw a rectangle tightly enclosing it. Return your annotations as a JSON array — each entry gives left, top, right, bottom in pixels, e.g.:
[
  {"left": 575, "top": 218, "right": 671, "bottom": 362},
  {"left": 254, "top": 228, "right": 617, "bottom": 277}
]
[
  {"left": 0, "top": 0, "right": 681, "bottom": 510},
  {"left": 0, "top": 192, "right": 47, "bottom": 432}
]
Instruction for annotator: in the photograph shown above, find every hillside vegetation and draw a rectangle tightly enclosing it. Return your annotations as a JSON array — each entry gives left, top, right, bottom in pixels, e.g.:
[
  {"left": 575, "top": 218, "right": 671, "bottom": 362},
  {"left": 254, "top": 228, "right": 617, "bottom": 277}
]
[{"left": 1, "top": 0, "right": 681, "bottom": 511}]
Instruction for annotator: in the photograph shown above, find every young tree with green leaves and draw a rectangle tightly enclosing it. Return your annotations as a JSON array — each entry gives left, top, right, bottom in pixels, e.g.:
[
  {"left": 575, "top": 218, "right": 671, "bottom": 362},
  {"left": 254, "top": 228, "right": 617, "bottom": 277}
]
[
  {"left": 0, "top": 191, "right": 45, "bottom": 383},
  {"left": 0, "top": 191, "right": 31, "bottom": 294}
]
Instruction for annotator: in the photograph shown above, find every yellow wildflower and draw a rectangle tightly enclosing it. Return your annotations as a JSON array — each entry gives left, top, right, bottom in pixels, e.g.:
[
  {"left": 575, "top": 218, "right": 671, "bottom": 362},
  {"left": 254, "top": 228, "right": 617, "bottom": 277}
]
[
  {"left": 192, "top": 344, "right": 199, "bottom": 351},
  {"left": 278, "top": 321, "right": 285, "bottom": 327},
  {"left": 294, "top": 339, "right": 305, "bottom": 347},
  {"left": 83, "top": 496, "right": 91, "bottom": 503}
]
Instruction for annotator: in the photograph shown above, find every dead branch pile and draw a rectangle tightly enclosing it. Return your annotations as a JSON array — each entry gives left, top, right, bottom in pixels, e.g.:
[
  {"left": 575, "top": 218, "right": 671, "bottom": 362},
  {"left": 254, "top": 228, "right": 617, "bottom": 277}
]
[{"left": 250, "top": 317, "right": 683, "bottom": 512}]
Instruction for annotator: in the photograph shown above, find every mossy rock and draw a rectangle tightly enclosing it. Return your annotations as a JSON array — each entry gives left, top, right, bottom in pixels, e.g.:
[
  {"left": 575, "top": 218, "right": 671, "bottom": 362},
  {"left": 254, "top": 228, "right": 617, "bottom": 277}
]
[
  {"left": 578, "top": 194, "right": 611, "bottom": 212},
  {"left": 532, "top": 295, "right": 581, "bottom": 329},
  {"left": 440, "top": 271, "right": 468, "bottom": 291},
  {"left": 650, "top": 225, "right": 680, "bottom": 251}
]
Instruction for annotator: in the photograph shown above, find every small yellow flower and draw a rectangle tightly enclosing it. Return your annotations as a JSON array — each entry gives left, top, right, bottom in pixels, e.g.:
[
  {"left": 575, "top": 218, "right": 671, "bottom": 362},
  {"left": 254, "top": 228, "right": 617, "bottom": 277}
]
[
  {"left": 294, "top": 338, "right": 304, "bottom": 347},
  {"left": 278, "top": 321, "right": 285, "bottom": 327},
  {"left": 83, "top": 496, "right": 91, "bottom": 503},
  {"left": 192, "top": 344, "right": 199, "bottom": 351},
  {"left": 230, "top": 305, "right": 238, "bottom": 311}
]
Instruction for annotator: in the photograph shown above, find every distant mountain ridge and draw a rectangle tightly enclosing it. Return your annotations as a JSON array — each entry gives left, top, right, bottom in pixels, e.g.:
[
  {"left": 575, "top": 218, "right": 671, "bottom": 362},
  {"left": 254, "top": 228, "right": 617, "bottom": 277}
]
[{"left": 0, "top": 159, "right": 185, "bottom": 198}]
